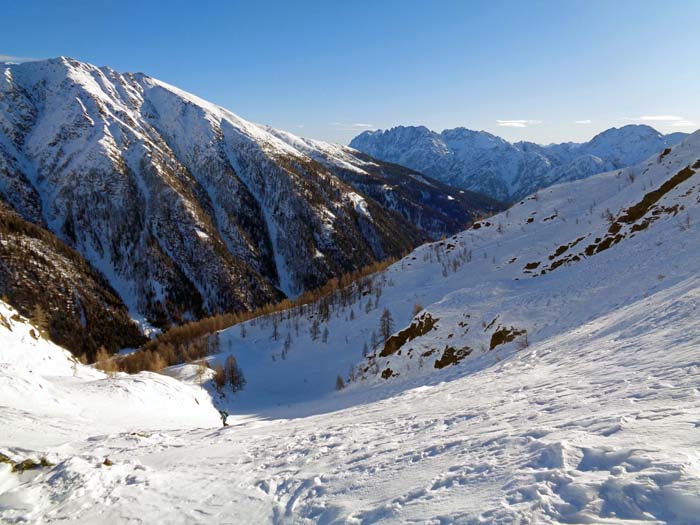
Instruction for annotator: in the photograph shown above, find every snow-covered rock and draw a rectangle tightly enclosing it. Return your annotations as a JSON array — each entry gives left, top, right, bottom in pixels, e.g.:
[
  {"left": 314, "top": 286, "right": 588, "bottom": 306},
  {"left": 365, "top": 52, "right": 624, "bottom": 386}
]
[{"left": 351, "top": 124, "right": 688, "bottom": 201}]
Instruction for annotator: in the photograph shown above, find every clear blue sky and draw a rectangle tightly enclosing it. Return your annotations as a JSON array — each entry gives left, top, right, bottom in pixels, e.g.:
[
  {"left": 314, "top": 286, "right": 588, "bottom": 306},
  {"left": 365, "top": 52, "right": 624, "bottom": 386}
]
[{"left": 3, "top": 0, "right": 699, "bottom": 144}]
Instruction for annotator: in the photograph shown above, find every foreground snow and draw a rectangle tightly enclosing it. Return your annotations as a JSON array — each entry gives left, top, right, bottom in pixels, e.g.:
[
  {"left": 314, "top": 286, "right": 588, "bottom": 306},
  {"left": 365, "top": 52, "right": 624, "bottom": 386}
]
[{"left": 1, "top": 278, "right": 699, "bottom": 523}]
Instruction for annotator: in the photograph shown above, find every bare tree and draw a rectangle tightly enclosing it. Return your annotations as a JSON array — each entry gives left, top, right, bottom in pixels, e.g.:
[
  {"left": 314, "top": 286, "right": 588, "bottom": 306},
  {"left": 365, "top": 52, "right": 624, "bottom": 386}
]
[
  {"left": 283, "top": 332, "right": 292, "bottom": 358},
  {"left": 195, "top": 360, "right": 208, "bottom": 389},
  {"left": 379, "top": 308, "right": 394, "bottom": 341},
  {"left": 310, "top": 319, "right": 320, "bottom": 341}
]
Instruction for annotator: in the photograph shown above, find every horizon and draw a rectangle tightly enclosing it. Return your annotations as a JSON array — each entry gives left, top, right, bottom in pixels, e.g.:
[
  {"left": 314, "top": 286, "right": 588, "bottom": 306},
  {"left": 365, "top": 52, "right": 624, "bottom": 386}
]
[{"left": 3, "top": 0, "right": 699, "bottom": 144}]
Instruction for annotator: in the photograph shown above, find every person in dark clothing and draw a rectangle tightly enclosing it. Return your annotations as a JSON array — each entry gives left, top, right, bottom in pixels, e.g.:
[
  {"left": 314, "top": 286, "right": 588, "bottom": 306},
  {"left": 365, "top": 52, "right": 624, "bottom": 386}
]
[{"left": 219, "top": 409, "right": 229, "bottom": 427}]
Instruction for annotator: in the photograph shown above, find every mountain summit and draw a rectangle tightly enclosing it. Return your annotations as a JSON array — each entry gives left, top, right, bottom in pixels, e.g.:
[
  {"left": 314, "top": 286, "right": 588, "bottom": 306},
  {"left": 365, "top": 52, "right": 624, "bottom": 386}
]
[
  {"left": 351, "top": 124, "right": 688, "bottom": 201},
  {"left": 0, "top": 57, "right": 498, "bottom": 329}
]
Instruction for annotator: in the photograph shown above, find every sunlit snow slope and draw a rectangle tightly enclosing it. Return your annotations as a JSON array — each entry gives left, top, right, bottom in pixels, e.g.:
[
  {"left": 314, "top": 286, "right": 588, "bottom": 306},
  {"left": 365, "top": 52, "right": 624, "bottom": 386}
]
[{"left": 2, "top": 133, "right": 700, "bottom": 523}]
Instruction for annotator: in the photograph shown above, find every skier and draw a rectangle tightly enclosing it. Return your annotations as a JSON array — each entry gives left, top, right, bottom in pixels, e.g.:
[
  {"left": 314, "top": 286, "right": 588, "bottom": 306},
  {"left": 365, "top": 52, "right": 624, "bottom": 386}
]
[{"left": 218, "top": 409, "right": 229, "bottom": 427}]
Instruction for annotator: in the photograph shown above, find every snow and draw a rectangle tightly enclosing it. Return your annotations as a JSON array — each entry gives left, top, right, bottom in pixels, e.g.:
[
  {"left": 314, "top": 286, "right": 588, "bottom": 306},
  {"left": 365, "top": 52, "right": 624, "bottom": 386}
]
[
  {"left": 347, "top": 191, "right": 372, "bottom": 219},
  {"left": 2, "top": 274, "right": 700, "bottom": 522},
  {"left": 351, "top": 124, "right": 689, "bottom": 201},
  {"left": 2, "top": 85, "right": 700, "bottom": 523}
]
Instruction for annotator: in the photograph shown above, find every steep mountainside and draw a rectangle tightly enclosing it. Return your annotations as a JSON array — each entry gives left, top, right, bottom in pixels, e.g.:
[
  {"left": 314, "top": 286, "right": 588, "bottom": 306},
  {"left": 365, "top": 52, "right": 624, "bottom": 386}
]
[
  {"left": 351, "top": 124, "right": 688, "bottom": 201},
  {"left": 0, "top": 202, "right": 144, "bottom": 358},
  {"left": 0, "top": 57, "right": 496, "bottom": 328}
]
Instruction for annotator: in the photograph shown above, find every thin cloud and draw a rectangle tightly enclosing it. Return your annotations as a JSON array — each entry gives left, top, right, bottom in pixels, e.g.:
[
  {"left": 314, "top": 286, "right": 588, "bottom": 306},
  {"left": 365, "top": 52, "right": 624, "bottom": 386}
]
[
  {"left": 637, "top": 115, "right": 684, "bottom": 122},
  {"left": 330, "top": 122, "right": 374, "bottom": 128},
  {"left": 624, "top": 115, "right": 684, "bottom": 123},
  {"left": 668, "top": 120, "right": 697, "bottom": 128},
  {"left": 497, "top": 119, "right": 542, "bottom": 128},
  {"left": 624, "top": 115, "right": 696, "bottom": 129},
  {"left": 574, "top": 119, "right": 592, "bottom": 124},
  {"left": 329, "top": 122, "right": 376, "bottom": 132},
  {"left": 0, "top": 54, "right": 38, "bottom": 63}
]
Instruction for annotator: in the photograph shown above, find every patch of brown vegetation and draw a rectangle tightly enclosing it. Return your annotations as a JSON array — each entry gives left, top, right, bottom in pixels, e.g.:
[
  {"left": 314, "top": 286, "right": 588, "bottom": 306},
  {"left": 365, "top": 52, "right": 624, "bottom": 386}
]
[
  {"left": 617, "top": 166, "right": 695, "bottom": 225},
  {"left": 434, "top": 345, "right": 473, "bottom": 369},
  {"left": 379, "top": 312, "right": 438, "bottom": 357},
  {"left": 544, "top": 166, "right": 696, "bottom": 275},
  {"left": 489, "top": 326, "right": 527, "bottom": 351}
]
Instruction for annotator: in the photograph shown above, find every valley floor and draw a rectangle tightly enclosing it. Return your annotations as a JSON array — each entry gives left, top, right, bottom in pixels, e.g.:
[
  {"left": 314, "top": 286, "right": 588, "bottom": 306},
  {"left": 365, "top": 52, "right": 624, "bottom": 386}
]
[{"left": 2, "top": 277, "right": 699, "bottom": 524}]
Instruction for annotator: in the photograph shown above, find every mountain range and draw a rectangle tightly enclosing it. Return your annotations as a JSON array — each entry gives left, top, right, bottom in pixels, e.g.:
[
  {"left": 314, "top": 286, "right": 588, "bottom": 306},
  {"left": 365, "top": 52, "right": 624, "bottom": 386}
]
[
  {"left": 0, "top": 57, "right": 499, "bottom": 338},
  {"left": 350, "top": 124, "right": 688, "bottom": 201}
]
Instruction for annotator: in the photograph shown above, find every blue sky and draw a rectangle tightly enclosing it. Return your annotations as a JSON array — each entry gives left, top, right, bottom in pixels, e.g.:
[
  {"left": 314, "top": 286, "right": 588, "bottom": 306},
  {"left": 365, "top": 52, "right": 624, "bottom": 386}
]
[{"left": 3, "top": 0, "right": 699, "bottom": 144}]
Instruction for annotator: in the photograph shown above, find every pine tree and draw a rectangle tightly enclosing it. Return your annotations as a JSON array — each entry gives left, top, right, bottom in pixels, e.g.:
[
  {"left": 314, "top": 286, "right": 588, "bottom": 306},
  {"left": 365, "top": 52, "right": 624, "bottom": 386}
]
[
  {"left": 95, "top": 346, "right": 118, "bottom": 376},
  {"left": 362, "top": 342, "right": 368, "bottom": 357},
  {"left": 213, "top": 364, "right": 226, "bottom": 392},
  {"left": 207, "top": 333, "right": 220, "bottom": 353},
  {"left": 282, "top": 332, "right": 291, "bottom": 359},
  {"left": 310, "top": 319, "right": 320, "bottom": 340},
  {"left": 379, "top": 308, "right": 394, "bottom": 341},
  {"left": 30, "top": 303, "right": 50, "bottom": 338},
  {"left": 272, "top": 318, "right": 279, "bottom": 340},
  {"left": 225, "top": 355, "right": 246, "bottom": 392},
  {"left": 335, "top": 375, "right": 345, "bottom": 390},
  {"left": 195, "top": 360, "right": 208, "bottom": 388}
]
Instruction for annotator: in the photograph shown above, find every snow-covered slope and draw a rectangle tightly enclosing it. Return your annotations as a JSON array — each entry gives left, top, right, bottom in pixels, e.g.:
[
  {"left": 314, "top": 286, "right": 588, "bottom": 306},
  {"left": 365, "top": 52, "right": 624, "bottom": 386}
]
[
  {"left": 0, "top": 300, "right": 217, "bottom": 496},
  {"left": 0, "top": 301, "right": 216, "bottom": 432},
  {"left": 0, "top": 57, "right": 496, "bottom": 327},
  {"left": 2, "top": 129, "right": 699, "bottom": 523},
  {"left": 351, "top": 124, "right": 688, "bottom": 202}
]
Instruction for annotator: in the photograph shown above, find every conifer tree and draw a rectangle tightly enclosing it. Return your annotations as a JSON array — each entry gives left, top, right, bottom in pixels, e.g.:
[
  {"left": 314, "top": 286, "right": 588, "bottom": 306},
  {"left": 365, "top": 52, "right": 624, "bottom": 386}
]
[
  {"left": 225, "top": 355, "right": 246, "bottom": 392},
  {"left": 272, "top": 318, "right": 279, "bottom": 340},
  {"left": 379, "top": 308, "right": 394, "bottom": 341},
  {"left": 195, "top": 360, "right": 208, "bottom": 388},
  {"left": 283, "top": 332, "right": 292, "bottom": 358},
  {"left": 30, "top": 303, "right": 49, "bottom": 338},
  {"left": 310, "top": 319, "right": 320, "bottom": 340}
]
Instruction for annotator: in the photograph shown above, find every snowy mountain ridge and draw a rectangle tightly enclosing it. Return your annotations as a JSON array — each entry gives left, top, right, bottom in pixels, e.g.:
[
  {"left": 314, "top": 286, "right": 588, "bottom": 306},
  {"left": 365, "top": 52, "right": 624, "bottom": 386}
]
[
  {"left": 0, "top": 57, "right": 498, "bottom": 329},
  {"left": 351, "top": 124, "right": 688, "bottom": 201}
]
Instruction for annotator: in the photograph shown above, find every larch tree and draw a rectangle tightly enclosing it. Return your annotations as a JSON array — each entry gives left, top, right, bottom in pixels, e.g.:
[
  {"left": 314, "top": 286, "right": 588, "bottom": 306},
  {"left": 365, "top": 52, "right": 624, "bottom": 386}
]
[{"left": 379, "top": 308, "right": 394, "bottom": 341}]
